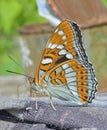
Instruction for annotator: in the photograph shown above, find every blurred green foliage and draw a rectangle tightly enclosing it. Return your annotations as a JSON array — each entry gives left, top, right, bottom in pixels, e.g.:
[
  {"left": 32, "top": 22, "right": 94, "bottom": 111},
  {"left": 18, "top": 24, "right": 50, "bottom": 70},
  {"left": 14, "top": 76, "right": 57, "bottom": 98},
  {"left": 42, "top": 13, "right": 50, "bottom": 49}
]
[
  {"left": 102, "top": 0, "right": 107, "bottom": 9},
  {"left": 0, "top": 0, "right": 47, "bottom": 75},
  {"left": 0, "top": 0, "right": 46, "bottom": 35}
]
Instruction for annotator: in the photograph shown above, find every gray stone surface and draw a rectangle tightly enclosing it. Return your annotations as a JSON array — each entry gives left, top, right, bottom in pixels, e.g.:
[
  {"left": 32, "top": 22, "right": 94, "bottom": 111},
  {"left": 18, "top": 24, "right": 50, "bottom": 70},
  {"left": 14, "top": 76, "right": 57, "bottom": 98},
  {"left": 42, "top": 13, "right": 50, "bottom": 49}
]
[{"left": 0, "top": 94, "right": 107, "bottom": 130}]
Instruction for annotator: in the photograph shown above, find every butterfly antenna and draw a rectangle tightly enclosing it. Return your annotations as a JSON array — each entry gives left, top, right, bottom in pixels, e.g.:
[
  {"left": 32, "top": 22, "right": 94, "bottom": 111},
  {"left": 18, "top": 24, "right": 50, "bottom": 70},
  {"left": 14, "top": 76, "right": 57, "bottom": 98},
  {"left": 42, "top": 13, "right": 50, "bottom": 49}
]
[
  {"left": 7, "top": 56, "right": 33, "bottom": 79},
  {"left": 6, "top": 70, "right": 31, "bottom": 78},
  {"left": 6, "top": 70, "right": 30, "bottom": 77},
  {"left": 8, "top": 55, "right": 24, "bottom": 70}
]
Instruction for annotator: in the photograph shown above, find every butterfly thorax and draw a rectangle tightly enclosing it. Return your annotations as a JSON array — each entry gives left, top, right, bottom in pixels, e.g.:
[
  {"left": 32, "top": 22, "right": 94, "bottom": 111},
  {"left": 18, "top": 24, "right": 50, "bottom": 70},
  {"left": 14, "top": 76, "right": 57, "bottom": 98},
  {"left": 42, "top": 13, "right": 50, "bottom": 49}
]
[{"left": 28, "top": 77, "right": 48, "bottom": 95}]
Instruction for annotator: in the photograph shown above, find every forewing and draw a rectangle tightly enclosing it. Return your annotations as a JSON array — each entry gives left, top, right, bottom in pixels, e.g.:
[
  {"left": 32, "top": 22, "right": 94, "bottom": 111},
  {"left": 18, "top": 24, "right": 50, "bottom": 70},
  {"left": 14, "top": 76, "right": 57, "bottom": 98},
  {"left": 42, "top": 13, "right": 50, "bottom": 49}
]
[{"left": 35, "top": 20, "right": 77, "bottom": 84}]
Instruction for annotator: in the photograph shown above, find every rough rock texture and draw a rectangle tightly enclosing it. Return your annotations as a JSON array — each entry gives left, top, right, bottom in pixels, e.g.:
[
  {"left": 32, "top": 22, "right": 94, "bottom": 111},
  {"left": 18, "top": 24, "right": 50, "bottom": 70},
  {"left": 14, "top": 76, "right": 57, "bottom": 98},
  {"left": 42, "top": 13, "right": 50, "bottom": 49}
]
[{"left": 0, "top": 93, "right": 107, "bottom": 130}]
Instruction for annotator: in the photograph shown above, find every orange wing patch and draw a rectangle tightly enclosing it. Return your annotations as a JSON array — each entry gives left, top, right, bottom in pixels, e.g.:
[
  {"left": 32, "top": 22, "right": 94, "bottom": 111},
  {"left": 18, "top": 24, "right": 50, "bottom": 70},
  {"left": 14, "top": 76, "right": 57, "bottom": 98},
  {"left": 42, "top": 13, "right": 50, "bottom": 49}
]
[
  {"left": 50, "top": 69, "right": 67, "bottom": 86},
  {"left": 69, "top": 61, "right": 89, "bottom": 102},
  {"left": 50, "top": 20, "right": 74, "bottom": 45},
  {"left": 65, "top": 44, "right": 77, "bottom": 57},
  {"left": 36, "top": 20, "right": 77, "bottom": 77}
]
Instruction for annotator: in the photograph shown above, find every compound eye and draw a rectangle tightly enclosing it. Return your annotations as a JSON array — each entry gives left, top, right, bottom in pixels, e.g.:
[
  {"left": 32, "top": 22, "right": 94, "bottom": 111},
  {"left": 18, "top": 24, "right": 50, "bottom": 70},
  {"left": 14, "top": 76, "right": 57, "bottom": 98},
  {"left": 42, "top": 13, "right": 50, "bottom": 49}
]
[{"left": 28, "top": 77, "right": 34, "bottom": 84}]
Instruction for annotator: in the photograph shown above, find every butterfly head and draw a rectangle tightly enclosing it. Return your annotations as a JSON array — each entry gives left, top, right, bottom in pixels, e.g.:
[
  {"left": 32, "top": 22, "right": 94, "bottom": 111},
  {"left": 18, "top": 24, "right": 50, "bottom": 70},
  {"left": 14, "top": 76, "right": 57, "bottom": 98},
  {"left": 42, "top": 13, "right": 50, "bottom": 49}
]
[{"left": 28, "top": 77, "right": 35, "bottom": 85}]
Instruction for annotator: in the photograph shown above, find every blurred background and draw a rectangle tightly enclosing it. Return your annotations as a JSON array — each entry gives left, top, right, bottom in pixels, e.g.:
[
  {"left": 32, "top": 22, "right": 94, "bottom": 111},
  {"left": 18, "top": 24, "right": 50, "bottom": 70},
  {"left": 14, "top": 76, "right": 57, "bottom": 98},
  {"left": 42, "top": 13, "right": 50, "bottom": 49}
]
[
  {"left": 0, "top": 0, "right": 107, "bottom": 97},
  {"left": 0, "top": 0, "right": 47, "bottom": 75},
  {"left": 0, "top": 0, "right": 47, "bottom": 97}
]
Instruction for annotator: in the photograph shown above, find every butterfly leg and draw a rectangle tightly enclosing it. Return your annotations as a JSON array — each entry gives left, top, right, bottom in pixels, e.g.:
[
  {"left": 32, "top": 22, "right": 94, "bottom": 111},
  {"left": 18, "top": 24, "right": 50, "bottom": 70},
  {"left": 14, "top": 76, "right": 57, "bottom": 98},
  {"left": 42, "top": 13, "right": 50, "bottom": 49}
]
[
  {"left": 49, "top": 95, "right": 56, "bottom": 111},
  {"left": 45, "top": 89, "right": 56, "bottom": 111},
  {"left": 33, "top": 92, "right": 38, "bottom": 110},
  {"left": 35, "top": 94, "right": 38, "bottom": 110},
  {"left": 43, "top": 87, "right": 56, "bottom": 110},
  {"left": 30, "top": 88, "right": 38, "bottom": 110}
]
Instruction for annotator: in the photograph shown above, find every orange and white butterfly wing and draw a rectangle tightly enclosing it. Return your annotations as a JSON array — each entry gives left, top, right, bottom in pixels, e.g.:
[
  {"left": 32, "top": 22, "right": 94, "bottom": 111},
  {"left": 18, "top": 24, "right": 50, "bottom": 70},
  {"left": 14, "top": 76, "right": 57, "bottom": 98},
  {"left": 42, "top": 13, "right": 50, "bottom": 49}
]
[
  {"left": 35, "top": 20, "right": 77, "bottom": 84},
  {"left": 34, "top": 20, "right": 97, "bottom": 104}
]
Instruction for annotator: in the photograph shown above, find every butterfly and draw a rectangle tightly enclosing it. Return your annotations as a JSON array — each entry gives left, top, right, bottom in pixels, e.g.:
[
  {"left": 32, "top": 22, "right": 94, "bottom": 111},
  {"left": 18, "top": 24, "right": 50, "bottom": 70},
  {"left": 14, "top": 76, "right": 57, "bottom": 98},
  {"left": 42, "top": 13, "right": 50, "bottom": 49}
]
[{"left": 28, "top": 19, "right": 98, "bottom": 110}]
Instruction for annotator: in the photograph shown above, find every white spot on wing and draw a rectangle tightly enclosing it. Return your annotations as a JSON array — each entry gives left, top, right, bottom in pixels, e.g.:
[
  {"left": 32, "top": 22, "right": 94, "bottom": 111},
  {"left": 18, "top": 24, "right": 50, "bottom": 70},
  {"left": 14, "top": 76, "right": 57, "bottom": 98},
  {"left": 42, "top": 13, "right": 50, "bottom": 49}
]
[
  {"left": 88, "top": 70, "right": 92, "bottom": 75},
  {"left": 66, "top": 53, "right": 73, "bottom": 59},
  {"left": 69, "top": 82, "right": 77, "bottom": 86},
  {"left": 65, "top": 72, "right": 76, "bottom": 77},
  {"left": 50, "top": 44, "right": 57, "bottom": 49},
  {"left": 59, "top": 49, "right": 67, "bottom": 55},
  {"left": 55, "top": 67, "right": 62, "bottom": 74},
  {"left": 88, "top": 82, "right": 93, "bottom": 86},
  {"left": 57, "top": 45, "right": 64, "bottom": 49},
  {"left": 58, "top": 30, "right": 64, "bottom": 35},
  {"left": 56, "top": 79, "right": 62, "bottom": 84},
  {"left": 42, "top": 58, "right": 52, "bottom": 64},
  {"left": 62, "top": 64, "right": 69, "bottom": 69},
  {"left": 47, "top": 43, "right": 52, "bottom": 48},
  {"left": 65, "top": 68, "right": 74, "bottom": 73},
  {"left": 87, "top": 75, "right": 92, "bottom": 80},
  {"left": 67, "top": 77, "right": 77, "bottom": 83},
  {"left": 62, "top": 35, "right": 67, "bottom": 40}
]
